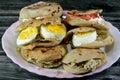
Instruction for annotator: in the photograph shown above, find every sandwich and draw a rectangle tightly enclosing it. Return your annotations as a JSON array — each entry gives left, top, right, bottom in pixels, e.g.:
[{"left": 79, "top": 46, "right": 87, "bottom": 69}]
[
  {"left": 16, "top": 23, "right": 66, "bottom": 47},
  {"left": 62, "top": 48, "right": 106, "bottom": 74},
  {"left": 19, "top": 1, "right": 63, "bottom": 22},
  {"left": 15, "top": 1, "right": 67, "bottom": 68},
  {"left": 21, "top": 44, "right": 67, "bottom": 68},
  {"left": 63, "top": 9, "right": 108, "bottom": 30},
  {"left": 16, "top": 1, "right": 66, "bottom": 47},
  {"left": 64, "top": 27, "right": 113, "bottom": 48}
]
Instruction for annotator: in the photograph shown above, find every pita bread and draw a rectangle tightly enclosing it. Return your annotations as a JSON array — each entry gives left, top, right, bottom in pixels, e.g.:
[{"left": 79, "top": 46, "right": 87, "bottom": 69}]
[
  {"left": 64, "top": 27, "right": 113, "bottom": 48},
  {"left": 15, "top": 17, "right": 61, "bottom": 32},
  {"left": 21, "top": 44, "right": 67, "bottom": 68},
  {"left": 62, "top": 48, "right": 106, "bottom": 74},
  {"left": 63, "top": 10, "right": 108, "bottom": 30}
]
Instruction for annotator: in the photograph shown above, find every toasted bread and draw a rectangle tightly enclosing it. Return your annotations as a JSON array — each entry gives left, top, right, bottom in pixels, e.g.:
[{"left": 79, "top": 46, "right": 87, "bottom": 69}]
[
  {"left": 64, "top": 27, "right": 113, "bottom": 48},
  {"left": 21, "top": 44, "right": 67, "bottom": 68},
  {"left": 19, "top": 1, "right": 63, "bottom": 22},
  {"left": 62, "top": 48, "right": 106, "bottom": 74},
  {"left": 64, "top": 10, "right": 108, "bottom": 30}
]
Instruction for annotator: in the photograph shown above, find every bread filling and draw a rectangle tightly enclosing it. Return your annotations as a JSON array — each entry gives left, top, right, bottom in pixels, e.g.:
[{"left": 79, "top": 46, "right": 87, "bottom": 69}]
[
  {"left": 27, "top": 57, "right": 62, "bottom": 66},
  {"left": 96, "top": 31, "right": 108, "bottom": 41},
  {"left": 72, "top": 31, "right": 97, "bottom": 47},
  {"left": 64, "top": 58, "right": 102, "bottom": 71},
  {"left": 42, "top": 59, "right": 62, "bottom": 65},
  {"left": 38, "top": 59, "right": 62, "bottom": 68},
  {"left": 68, "top": 11, "right": 100, "bottom": 20}
]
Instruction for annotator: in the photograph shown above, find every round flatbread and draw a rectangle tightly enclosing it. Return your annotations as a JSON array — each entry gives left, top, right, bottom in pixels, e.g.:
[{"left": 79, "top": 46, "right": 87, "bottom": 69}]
[
  {"left": 20, "top": 44, "right": 67, "bottom": 68},
  {"left": 19, "top": 1, "right": 63, "bottom": 22},
  {"left": 62, "top": 48, "right": 106, "bottom": 74},
  {"left": 63, "top": 10, "right": 108, "bottom": 30}
]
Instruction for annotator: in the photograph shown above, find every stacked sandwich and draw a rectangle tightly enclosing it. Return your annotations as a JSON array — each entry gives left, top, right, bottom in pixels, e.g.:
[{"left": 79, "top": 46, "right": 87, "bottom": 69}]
[
  {"left": 16, "top": 2, "right": 67, "bottom": 68},
  {"left": 62, "top": 10, "right": 113, "bottom": 74},
  {"left": 15, "top": 2, "right": 114, "bottom": 74}
]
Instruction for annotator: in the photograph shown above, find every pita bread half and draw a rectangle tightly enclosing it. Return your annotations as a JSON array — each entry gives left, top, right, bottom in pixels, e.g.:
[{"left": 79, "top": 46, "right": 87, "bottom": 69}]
[
  {"left": 64, "top": 27, "right": 113, "bottom": 48},
  {"left": 62, "top": 48, "right": 106, "bottom": 74},
  {"left": 19, "top": 1, "right": 63, "bottom": 22},
  {"left": 21, "top": 44, "right": 67, "bottom": 68},
  {"left": 64, "top": 10, "right": 108, "bottom": 30}
]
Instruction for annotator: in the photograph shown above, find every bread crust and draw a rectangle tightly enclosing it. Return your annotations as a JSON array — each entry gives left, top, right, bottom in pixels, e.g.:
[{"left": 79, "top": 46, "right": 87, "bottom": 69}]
[{"left": 64, "top": 27, "right": 113, "bottom": 48}]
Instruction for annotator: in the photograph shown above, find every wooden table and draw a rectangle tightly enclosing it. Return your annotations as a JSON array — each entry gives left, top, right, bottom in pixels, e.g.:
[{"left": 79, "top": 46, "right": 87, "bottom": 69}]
[{"left": 0, "top": 0, "right": 120, "bottom": 79}]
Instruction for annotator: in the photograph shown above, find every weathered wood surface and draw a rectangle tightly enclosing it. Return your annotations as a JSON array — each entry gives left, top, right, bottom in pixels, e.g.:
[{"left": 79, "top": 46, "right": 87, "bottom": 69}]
[{"left": 0, "top": 0, "right": 120, "bottom": 79}]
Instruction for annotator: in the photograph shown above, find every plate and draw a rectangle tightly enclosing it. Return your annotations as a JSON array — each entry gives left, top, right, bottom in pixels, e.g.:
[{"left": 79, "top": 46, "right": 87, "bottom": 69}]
[{"left": 2, "top": 21, "right": 120, "bottom": 78}]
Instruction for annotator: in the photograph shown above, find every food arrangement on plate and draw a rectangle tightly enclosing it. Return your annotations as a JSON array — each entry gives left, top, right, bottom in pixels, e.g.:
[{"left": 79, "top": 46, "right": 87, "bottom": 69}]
[{"left": 15, "top": 1, "right": 114, "bottom": 74}]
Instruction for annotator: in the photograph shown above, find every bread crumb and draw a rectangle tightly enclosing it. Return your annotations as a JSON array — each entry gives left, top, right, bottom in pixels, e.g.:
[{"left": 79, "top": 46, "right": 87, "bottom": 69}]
[{"left": 56, "top": 70, "right": 63, "bottom": 74}]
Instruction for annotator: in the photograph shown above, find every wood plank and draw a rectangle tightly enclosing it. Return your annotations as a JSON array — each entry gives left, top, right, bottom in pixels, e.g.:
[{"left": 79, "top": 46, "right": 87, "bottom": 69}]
[
  {"left": 0, "top": 51, "right": 5, "bottom": 55},
  {"left": 83, "top": 75, "right": 120, "bottom": 80},
  {"left": 104, "top": 17, "right": 120, "bottom": 20},
  {"left": 0, "top": 56, "right": 53, "bottom": 79},
  {"left": 0, "top": 0, "right": 120, "bottom": 11},
  {"left": 102, "top": 12, "right": 120, "bottom": 17},
  {"left": 0, "top": 16, "right": 18, "bottom": 26},
  {"left": 0, "top": 10, "right": 19, "bottom": 16},
  {"left": 0, "top": 26, "right": 8, "bottom": 30},
  {"left": 0, "top": 64, "right": 41, "bottom": 79},
  {"left": 0, "top": 26, "right": 9, "bottom": 35}
]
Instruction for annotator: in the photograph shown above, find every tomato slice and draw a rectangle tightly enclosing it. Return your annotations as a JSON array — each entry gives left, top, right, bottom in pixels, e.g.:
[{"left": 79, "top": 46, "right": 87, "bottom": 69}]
[{"left": 68, "top": 13, "right": 99, "bottom": 20}]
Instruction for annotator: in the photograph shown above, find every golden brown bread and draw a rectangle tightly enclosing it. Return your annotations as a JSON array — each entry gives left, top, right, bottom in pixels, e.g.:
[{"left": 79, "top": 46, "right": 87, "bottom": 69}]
[
  {"left": 19, "top": 1, "right": 63, "bottom": 22},
  {"left": 62, "top": 48, "right": 107, "bottom": 74},
  {"left": 20, "top": 44, "right": 67, "bottom": 68},
  {"left": 64, "top": 27, "right": 113, "bottom": 48}
]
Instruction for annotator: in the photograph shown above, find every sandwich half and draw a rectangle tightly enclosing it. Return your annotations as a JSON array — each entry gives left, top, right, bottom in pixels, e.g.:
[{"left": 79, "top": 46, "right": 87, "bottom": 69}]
[
  {"left": 64, "top": 27, "right": 113, "bottom": 48},
  {"left": 21, "top": 44, "right": 67, "bottom": 68},
  {"left": 62, "top": 48, "right": 106, "bottom": 74},
  {"left": 64, "top": 9, "right": 108, "bottom": 30}
]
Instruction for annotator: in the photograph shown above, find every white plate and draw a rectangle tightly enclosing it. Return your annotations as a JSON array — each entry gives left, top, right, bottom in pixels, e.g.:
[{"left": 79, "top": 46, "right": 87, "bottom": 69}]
[{"left": 2, "top": 21, "right": 120, "bottom": 78}]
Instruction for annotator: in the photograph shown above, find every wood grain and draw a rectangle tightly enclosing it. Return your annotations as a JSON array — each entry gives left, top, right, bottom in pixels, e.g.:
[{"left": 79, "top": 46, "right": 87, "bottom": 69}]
[{"left": 0, "top": 0, "right": 120, "bottom": 80}]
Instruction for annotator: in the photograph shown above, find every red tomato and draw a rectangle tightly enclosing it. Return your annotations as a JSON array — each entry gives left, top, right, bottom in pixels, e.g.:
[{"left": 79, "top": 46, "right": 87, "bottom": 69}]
[
  {"left": 78, "top": 13, "right": 99, "bottom": 20},
  {"left": 68, "top": 13, "right": 99, "bottom": 20}
]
